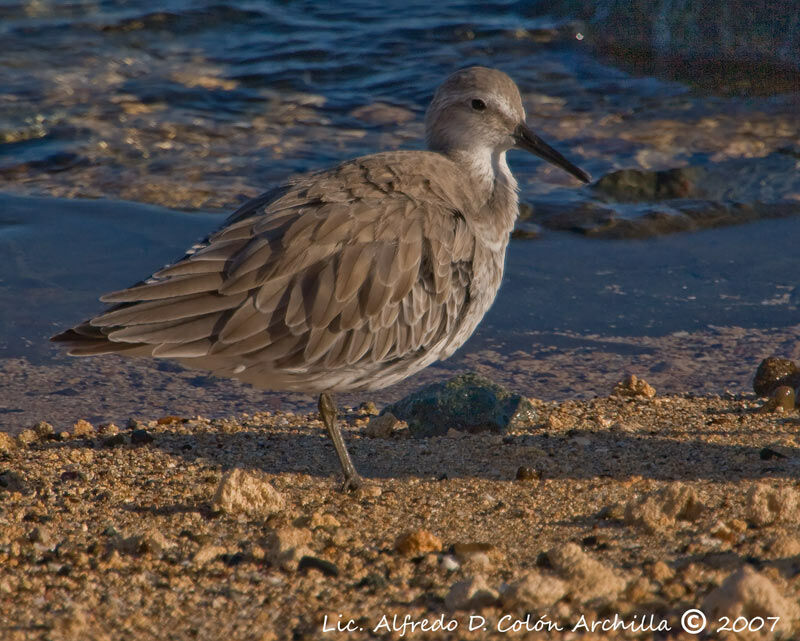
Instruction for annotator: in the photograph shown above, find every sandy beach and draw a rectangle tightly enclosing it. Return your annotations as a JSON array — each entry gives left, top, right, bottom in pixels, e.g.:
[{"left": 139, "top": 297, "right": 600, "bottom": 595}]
[{"left": 2, "top": 380, "right": 799, "bottom": 640}]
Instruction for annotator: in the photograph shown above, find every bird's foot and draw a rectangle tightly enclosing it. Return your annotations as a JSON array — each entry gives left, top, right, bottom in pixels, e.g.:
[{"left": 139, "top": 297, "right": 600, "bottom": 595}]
[{"left": 340, "top": 473, "right": 364, "bottom": 493}]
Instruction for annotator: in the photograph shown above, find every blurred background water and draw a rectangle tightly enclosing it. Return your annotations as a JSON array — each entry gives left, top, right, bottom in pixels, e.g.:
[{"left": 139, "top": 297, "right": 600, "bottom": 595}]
[{"left": 0, "top": 0, "right": 799, "bottom": 426}]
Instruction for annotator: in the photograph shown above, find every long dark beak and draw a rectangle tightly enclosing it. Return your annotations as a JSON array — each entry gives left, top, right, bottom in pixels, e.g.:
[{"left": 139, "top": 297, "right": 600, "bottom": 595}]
[{"left": 514, "top": 123, "right": 591, "bottom": 184}]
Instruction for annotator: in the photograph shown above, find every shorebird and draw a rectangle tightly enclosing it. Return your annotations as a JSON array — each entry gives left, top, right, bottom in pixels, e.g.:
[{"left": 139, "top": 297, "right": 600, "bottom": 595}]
[{"left": 53, "top": 67, "right": 589, "bottom": 490}]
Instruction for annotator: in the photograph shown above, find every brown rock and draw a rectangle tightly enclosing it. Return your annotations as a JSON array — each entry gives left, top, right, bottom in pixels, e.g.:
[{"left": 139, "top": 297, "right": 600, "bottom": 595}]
[
  {"left": 72, "top": 420, "right": 94, "bottom": 438},
  {"left": 746, "top": 484, "right": 800, "bottom": 527},
  {"left": 612, "top": 374, "right": 656, "bottom": 398},
  {"left": 193, "top": 544, "right": 227, "bottom": 565},
  {"left": 547, "top": 542, "right": 626, "bottom": 602},
  {"left": 624, "top": 483, "right": 704, "bottom": 533},
  {"left": 702, "top": 566, "right": 799, "bottom": 635},
  {"left": 501, "top": 571, "right": 567, "bottom": 609},
  {"left": 33, "top": 421, "right": 54, "bottom": 439},
  {"left": 265, "top": 526, "right": 312, "bottom": 570},
  {"left": 444, "top": 575, "right": 498, "bottom": 611},
  {"left": 212, "top": 468, "right": 285, "bottom": 517},
  {"left": 365, "top": 412, "right": 405, "bottom": 438},
  {"left": 395, "top": 530, "right": 442, "bottom": 556},
  {"left": 753, "top": 357, "right": 799, "bottom": 397},
  {"left": 0, "top": 431, "right": 17, "bottom": 453},
  {"left": 16, "top": 429, "right": 37, "bottom": 447}
]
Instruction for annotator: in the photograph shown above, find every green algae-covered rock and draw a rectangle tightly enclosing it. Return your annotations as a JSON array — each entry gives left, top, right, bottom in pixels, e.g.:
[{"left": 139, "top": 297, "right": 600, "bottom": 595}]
[{"left": 385, "top": 372, "right": 536, "bottom": 438}]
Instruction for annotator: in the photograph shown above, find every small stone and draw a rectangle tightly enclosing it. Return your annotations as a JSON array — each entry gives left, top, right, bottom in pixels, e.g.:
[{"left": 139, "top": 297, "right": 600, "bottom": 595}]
[
  {"left": 515, "top": 465, "right": 540, "bottom": 481},
  {"left": 102, "top": 434, "right": 127, "bottom": 448},
  {"left": 365, "top": 412, "right": 404, "bottom": 438},
  {"left": 625, "top": 576, "right": 654, "bottom": 601},
  {"left": 309, "top": 512, "right": 341, "bottom": 530},
  {"left": 501, "top": 571, "right": 567, "bottom": 609},
  {"left": 395, "top": 530, "right": 442, "bottom": 556},
  {"left": 354, "top": 483, "right": 382, "bottom": 499},
  {"left": 753, "top": 357, "right": 800, "bottom": 396},
  {"left": 441, "top": 555, "right": 460, "bottom": 571},
  {"left": 60, "top": 469, "right": 85, "bottom": 482},
  {"left": 33, "top": 421, "right": 54, "bottom": 439},
  {"left": 358, "top": 401, "right": 379, "bottom": 416},
  {"left": 624, "top": 483, "right": 704, "bottom": 533},
  {"left": 0, "top": 469, "right": 28, "bottom": 493},
  {"left": 29, "top": 526, "right": 54, "bottom": 548},
  {"left": 760, "top": 385, "right": 796, "bottom": 413},
  {"left": 130, "top": 429, "right": 154, "bottom": 445},
  {"left": 0, "top": 432, "right": 17, "bottom": 453},
  {"left": 16, "top": 429, "right": 37, "bottom": 447},
  {"left": 72, "top": 420, "right": 94, "bottom": 437},
  {"left": 453, "top": 542, "right": 494, "bottom": 560},
  {"left": 265, "top": 526, "right": 312, "bottom": 570},
  {"left": 612, "top": 374, "right": 656, "bottom": 398},
  {"left": 193, "top": 544, "right": 227, "bottom": 564},
  {"left": 99, "top": 423, "right": 120, "bottom": 435},
  {"left": 702, "top": 566, "right": 799, "bottom": 634},
  {"left": 547, "top": 542, "right": 626, "bottom": 602},
  {"left": 157, "top": 416, "right": 182, "bottom": 425},
  {"left": 649, "top": 560, "right": 674, "bottom": 583},
  {"left": 212, "top": 468, "right": 285, "bottom": 517},
  {"left": 444, "top": 575, "right": 499, "bottom": 611},
  {"left": 767, "top": 532, "right": 800, "bottom": 558},
  {"left": 386, "top": 372, "right": 537, "bottom": 437},
  {"left": 745, "top": 484, "right": 800, "bottom": 527},
  {"left": 297, "top": 555, "right": 339, "bottom": 577}
]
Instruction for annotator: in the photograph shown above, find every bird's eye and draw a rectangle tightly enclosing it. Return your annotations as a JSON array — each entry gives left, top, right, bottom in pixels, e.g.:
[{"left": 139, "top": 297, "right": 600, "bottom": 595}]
[{"left": 471, "top": 98, "right": 486, "bottom": 111}]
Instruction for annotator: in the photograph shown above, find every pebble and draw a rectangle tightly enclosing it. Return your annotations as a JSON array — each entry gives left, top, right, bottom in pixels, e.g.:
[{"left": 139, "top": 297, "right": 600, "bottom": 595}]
[
  {"left": 102, "top": 434, "right": 127, "bottom": 448},
  {"left": 130, "top": 429, "right": 154, "bottom": 445},
  {"left": 265, "top": 526, "right": 312, "bottom": 570},
  {"left": 441, "top": 555, "right": 460, "bottom": 571},
  {"left": 760, "top": 385, "right": 795, "bottom": 412},
  {"left": 546, "top": 542, "right": 626, "bottom": 603},
  {"left": 395, "top": 530, "right": 442, "bottom": 556},
  {"left": 702, "top": 566, "right": 799, "bottom": 634},
  {"left": 0, "top": 431, "right": 17, "bottom": 453},
  {"left": 33, "top": 421, "right": 54, "bottom": 439},
  {"left": 211, "top": 468, "right": 285, "bottom": 517},
  {"left": 16, "top": 429, "right": 37, "bottom": 447},
  {"left": 385, "top": 372, "right": 536, "bottom": 437},
  {"left": 99, "top": 423, "right": 120, "bottom": 436},
  {"left": 501, "top": 571, "right": 567, "bottom": 609},
  {"left": 767, "top": 532, "right": 800, "bottom": 558},
  {"left": 746, "top": 484, "right": 800, "bottom": 526},
  {"left": 358, "top": 401, "right": 379, "bottom": 416},
  {"left": 297, "top": 555, "right": 339, "bottom": 577},
  {"left": 624, "top": 483, "right": 705, "bottom": 533},
  {"left": 612, "top": 374, "right": 656, "bottom": 398},
  {"left": 753, "top": 357, "right": 799, "bottom": 396},
  {"left": 444, "top": 575, "right": 498, "bottom": 611},
  {"left": 72, "top": 419, "right": 95, "bottom": 437},
  {"left": 515, "top": 465, "right": 540, "bottom": 481},
  {"left": 193, "top": 544, "right": 227, "bottom": 565},
  {"left": 364, "top": 412, "right": 404, "bottom": 438}
]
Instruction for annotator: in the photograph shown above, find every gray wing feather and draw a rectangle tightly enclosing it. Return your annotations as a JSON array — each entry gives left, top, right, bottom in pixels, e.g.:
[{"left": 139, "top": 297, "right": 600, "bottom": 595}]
[{"left": 53, "top": 152, "right": 479, "bottom": 392}]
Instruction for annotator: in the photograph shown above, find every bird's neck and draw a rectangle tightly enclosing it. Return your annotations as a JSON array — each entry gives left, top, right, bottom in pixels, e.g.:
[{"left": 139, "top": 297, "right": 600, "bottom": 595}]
[{"left": 448, "top": 147, "right": 520, "bottom": 243}]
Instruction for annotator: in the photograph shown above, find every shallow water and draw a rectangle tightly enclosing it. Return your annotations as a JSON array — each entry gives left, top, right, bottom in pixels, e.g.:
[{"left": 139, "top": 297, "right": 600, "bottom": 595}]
[{"left": 3, "top": 192, "right": 798, "bottom": 362}]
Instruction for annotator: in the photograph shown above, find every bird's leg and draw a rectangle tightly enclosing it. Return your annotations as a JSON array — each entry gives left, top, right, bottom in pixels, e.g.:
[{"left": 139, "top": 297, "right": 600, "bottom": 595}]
[{"left": 318, "top": 392, "right": 363, "bottom": 492}]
